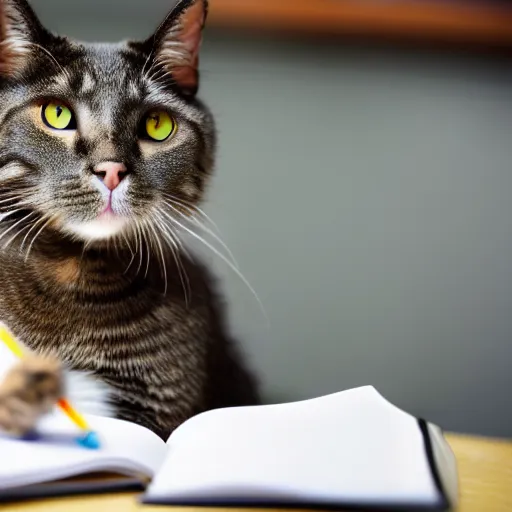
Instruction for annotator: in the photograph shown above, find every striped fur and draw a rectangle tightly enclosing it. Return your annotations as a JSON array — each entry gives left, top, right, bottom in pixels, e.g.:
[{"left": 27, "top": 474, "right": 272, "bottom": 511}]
[{"left": 0, "top": 0, "right": 259, "bottom": 440}]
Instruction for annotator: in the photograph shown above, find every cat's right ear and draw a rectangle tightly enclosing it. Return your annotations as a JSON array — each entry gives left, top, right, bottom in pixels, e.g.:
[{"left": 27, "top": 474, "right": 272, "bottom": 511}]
[
  {"left": 0, "top": 0, "right": 49, "bottom": 76},
  {"left": 145, "top": 0, "right": 208, "bottom": 97}
]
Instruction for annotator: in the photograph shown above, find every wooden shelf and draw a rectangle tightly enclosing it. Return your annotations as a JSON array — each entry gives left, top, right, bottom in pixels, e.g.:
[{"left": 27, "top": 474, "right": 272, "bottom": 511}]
[{"left": 207, "top": 0, "right": 512, "bottom": 49}]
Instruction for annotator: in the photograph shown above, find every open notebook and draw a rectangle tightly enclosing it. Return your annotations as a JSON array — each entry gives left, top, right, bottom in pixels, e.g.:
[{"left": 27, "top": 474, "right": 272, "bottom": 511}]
[{"left": 0, "top": 344, "right": 458, "bottom": 510}]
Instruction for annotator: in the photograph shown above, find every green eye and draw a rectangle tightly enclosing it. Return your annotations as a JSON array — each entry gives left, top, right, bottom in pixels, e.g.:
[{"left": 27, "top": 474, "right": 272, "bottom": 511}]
[
  {"left": 42, "top": 101, "right": 76, "bottom": 130},
  {"left": 144, "top": 111, "right": 176, "bottom": 142}
]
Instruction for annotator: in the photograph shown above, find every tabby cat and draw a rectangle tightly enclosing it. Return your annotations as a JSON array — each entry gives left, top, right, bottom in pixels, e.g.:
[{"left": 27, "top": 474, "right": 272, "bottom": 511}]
[{"left": 0, "top": 0, "right": 259, "bottom": 440}]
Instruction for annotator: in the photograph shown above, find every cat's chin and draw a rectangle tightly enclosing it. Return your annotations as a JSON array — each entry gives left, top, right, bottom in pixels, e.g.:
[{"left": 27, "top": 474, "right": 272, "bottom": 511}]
[{"left": 64, "top": 215, "right": 128, "bottom": 242}]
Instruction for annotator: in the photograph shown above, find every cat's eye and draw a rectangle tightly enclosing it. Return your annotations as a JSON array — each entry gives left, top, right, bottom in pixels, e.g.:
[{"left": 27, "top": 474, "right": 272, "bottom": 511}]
[
  {"left": 142, "top": 111, "right": 176, "bottom": 142},
  {"left": 41, "top": 101, "right": 77, "bottom": 131}
]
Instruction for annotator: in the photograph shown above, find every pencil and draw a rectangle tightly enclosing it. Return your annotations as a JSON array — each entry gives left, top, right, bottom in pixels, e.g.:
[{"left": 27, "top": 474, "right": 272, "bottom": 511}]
[
  {"left": 0, "top": 325, "right": 93, "bottom": 435},
  {"left": 57, "top": 398, "right": 89, "bottom": 430}
]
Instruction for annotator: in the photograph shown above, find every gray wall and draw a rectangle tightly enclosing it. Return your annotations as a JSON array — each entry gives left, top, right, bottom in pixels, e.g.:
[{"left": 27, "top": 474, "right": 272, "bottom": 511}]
[{"left": 33, "top": 1, "right": 512, "bottom": 437}]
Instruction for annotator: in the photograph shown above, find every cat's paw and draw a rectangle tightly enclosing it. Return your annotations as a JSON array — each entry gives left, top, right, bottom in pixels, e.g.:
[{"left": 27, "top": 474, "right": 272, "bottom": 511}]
[{"left": 0, "top": 355, "right": 63, "bottom": 436}]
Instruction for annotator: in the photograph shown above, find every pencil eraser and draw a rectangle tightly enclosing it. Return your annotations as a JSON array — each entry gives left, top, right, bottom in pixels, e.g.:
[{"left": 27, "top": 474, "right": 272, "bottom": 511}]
[{"left": 76, "top": 431, "right": 100, "bottom": 450}]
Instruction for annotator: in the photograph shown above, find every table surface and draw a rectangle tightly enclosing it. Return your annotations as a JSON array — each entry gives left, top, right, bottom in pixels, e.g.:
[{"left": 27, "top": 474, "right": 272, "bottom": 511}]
[{"left": 1, "top": 433, "right": 511, "bottom": 512}]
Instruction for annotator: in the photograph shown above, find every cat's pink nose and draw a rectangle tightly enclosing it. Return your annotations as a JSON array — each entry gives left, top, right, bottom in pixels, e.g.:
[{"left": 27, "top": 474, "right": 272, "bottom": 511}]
[{"left": 93, "top": 161, "right": 128, "bottom": 191}]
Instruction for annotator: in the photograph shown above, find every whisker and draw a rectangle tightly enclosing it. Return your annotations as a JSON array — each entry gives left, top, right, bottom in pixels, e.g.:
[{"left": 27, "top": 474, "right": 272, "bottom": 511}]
[
  {"left": 153, "top": 213, "right": 190, "bottom": 306},
  {"left": 122, "top": 232, "right": 136, "bottom": 274},
  {"left": 124, "top": 232, "right": 135, "bottom": 257},
  {"left": 141, "top": 222, "right": 151, "bottom": 278},
  {"left": 25, "top": 216, "right": 54, "bottom": 261},
  {"left": 164, "top": 199, "right": 239, "bottom": 270},
  {"left": 0, "top": 212, "right": 35, "bottom": 248},
  {"left": 2, "top": 222, "right": 32, "bottom": 252},
  {"left": 81, "top": 236, "right": 94, "bottom": 260},
  {"left": 147, "top": 219, "right": 168, "bottom": 295},
  {"left": 169, "top": 241, "right": 191, "bottom": 306},
  {"left": 169, "top": 227, "right": 195, "bottom": 264},
  {"left": 134, "top": 223, "right": 145, "bottom": 277},
  {"left": 20, "top": 214, "right": 48, "bottom": 251},
  {"left": 162, "top": 193, "right": 222, "bottom": 234},
  {"left": 0, "top": 196, "right": 30, "bottom": 206},
  {"left": 162, "top": 194, "right": 236, "bottom": 265},
  {"left": 0, "top": 208, "right": 25, "bottom": 222},
  {"left": 155, "top": 212, "right": 196, "bottom": 267},
  {"left": 112, "top": 234, "right": 120, "bottom": 260},
  {"left": 157, "top": 207, "right": 268, "bottom": 323},
  {"left": 123, "top": 249, "right": 136, "bottom": 275},
  {"left": 123, "top": 227, "right": 138, "bottom": 275}
]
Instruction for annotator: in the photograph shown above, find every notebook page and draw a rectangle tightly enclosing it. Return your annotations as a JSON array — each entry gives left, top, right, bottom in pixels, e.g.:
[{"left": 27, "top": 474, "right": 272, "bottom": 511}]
[
  {"left": 0, "top": 413, "right": 166, "bottom": 490},
  {"left": 146, "top": 387, "right": 441, "bottom": 507},
  {"left": 0, "top": 333, "right": 167, "bottom": 490}
]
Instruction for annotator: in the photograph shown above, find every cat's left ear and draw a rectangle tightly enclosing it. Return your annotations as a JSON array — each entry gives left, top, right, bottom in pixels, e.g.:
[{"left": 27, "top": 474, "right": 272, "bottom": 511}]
[
  {"left": 0, "top": 0, "right": 51, "bottom": 76},
  {"left": 148, "top": 0, "right": 208, "bottom": 97}
]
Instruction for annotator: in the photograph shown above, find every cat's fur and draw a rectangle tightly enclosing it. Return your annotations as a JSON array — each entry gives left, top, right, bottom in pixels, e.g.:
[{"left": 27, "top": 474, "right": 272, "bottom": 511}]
[{"left": 0, "top": 0, "right": 259, "bottom": 440}]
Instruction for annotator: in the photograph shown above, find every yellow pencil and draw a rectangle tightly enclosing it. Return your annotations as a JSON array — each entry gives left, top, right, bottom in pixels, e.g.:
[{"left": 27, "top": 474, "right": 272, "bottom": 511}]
[{"left": 0, "top": 325, "right": 100, "bottom": 448}]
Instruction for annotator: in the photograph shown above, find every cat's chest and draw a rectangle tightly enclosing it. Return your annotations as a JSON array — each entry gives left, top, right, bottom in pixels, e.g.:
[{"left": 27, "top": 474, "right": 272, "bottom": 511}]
[
  {"left": 2, "top": 315, "right": 207, "bottom": 390},
  {"left": 0, "top": 253, "right": 210, "bottom": 379},
  {"left": 0, "top": 285, "right": 208, "bottom": 375}
]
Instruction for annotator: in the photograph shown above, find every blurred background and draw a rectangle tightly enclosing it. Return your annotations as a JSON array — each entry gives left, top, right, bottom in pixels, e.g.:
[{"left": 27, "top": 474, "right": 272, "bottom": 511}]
[{"left": 33, "top": 0, "right": 512, "bottom": 437}]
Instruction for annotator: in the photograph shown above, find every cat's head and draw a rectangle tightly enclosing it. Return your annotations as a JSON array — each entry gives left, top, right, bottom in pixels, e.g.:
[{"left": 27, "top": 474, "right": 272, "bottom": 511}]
[{"left": 0, "top": 0, "right": 214, "bottom": 245}]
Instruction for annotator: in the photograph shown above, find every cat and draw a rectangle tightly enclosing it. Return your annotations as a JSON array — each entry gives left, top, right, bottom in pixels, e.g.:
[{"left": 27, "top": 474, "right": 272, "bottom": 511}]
[{"left": 0, "top": 0, "right": 260, "bottom": 441}]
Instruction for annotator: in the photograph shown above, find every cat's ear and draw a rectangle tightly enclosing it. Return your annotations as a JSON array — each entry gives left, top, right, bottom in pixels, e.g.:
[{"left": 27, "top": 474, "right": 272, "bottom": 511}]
[
  {"left": 0, "top": 0, "right": 49, "bottom": 76},
  {"left": 148, "top": 0, "right": 208, "bottom": 96}
]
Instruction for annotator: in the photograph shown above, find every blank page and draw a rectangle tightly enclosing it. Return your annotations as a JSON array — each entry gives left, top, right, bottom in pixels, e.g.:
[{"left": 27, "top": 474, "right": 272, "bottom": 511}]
[
  {"left": 0, "top": 414, "right": 166, "bottom": 490},
  {"left": 146, "top": 386, "right": 447, "bottom": 508}
]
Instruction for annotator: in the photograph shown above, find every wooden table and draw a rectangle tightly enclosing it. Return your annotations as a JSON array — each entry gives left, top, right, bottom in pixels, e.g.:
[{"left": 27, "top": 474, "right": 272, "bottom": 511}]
[{"left": 1, "top": 433, "right": 511, "bottom": 512}]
